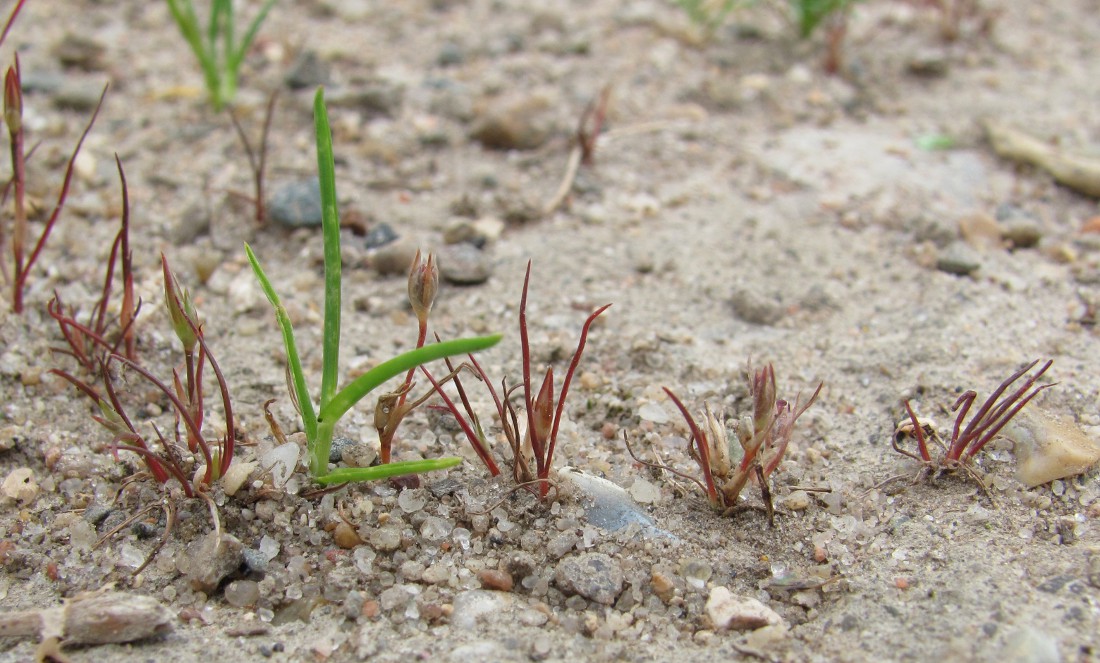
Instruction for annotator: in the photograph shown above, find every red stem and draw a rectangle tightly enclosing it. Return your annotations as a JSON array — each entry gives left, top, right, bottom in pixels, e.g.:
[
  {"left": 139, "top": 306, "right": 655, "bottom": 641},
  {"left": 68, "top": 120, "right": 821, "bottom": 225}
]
[{"left": 663, "top": 388, "right": 721, "bottom": 507}]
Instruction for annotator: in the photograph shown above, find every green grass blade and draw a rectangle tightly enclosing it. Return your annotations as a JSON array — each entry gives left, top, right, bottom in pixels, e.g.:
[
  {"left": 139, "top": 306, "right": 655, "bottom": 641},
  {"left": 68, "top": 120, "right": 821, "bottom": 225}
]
[
  {"left": 245, "top": 242, "right": 317, "bottom": 440},
  {"left": 314, "top": 87, "right": 341, "bottom": 412},
  {"left": 314, "top": 457, "right": 463, "bottom": 485},
  {"left": 232, "top": 0, "right": 278, "bottom": 67},
  {"left": 319, "top": 334, "right": 502, "bottom": 424}
]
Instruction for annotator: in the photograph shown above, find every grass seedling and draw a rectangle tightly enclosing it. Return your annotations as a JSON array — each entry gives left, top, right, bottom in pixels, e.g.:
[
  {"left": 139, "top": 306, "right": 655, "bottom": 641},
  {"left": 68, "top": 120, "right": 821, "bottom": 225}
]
[
  {"left": 893, "top": 359, "right": 1053, "bottom": 484},
  {"left": 629, "top": 365, "right": 821, "bottom": 524},
  {"left": 48, "top": 156, "right": 140, "bottom": 371},
  {"left": 674, "top": 0, "right": 748, "bottom": 39},
  {"left": 228, "top": 90, "right": 276, "bottom": 225},
  {"left": 164, "top": 0, "right": 278, "bottom": 111},
  {"left": 788, "top": 0, "right": 860, "bottom": 74},
  {"left": 51, "top": 256, "right": 236, "bottom": 573},
  {"left": 429, "top": 262, "right": 610, "bottom": 497},
  {"left": 2, "top": 53, "right": 107, "bottom": 312},
  {"left": 246, "top": 88, "right": 501, "bottom": 486}
]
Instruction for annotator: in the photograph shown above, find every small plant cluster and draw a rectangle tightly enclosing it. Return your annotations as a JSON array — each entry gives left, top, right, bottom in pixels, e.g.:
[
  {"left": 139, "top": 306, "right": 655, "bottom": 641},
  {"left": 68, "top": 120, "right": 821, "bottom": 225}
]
[
  {"left": 893, "top": 359, "right": 1053, "bottom": 485},
  {"left": 165, "top": 0, "right": 278, "bottom": 111},
  {"left": 629, "top": 365, "right": 822, "bottom": 524}
]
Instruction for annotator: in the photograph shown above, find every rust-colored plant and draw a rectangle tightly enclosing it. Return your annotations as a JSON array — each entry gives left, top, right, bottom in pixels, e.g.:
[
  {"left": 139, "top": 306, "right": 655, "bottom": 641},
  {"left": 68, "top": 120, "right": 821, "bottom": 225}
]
[
  {"left": 630, "top": 365, "right": 821, "bottom": 524},
  {"left": 48, "top": 156, "right": 140, "bottom": 371},
  {"left": 893, "top": 359, "right": 1053, "bottom": 474},
  {"left": 430, "top": 261, "right": 610, "bottom": 497}
]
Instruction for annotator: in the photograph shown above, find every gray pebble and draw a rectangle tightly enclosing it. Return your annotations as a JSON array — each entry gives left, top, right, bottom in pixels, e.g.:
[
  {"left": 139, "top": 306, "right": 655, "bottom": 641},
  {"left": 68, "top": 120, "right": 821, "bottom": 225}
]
[
  {"left": 327, "top": 80, "right": 404, "bottom": 117},
  {"left": 438, "top": 243, "right": 492, "bottom": 285},
  {"left": 437, "top": 42, "right": 466, "bottom": 66},
  {"left": 285, "top": 50, "right": 330, "bottom": 90},
  {"left": 182, "top": 532, "right": 244, "bottom": 593},
  {"left": 907, "top": 48, "right": 950, "bottom": 78},
  {"left": 370, "top": 238, "right": 418, "bottom": 276},
  {"left": 936, "top": 241, "right": 982, "bottom": 276},
  {"left": 1001, "top": 627, "right": 1062, "bottom": 663},
  {"left": 328, "top": 437, "right": 357, "bottom": 463},
  {"left": 553, "top": 552, "right": 624, "bottom": 605},
  {"left": 1002, "top": 220, "right": 1042, "bottom": 249},
  {"left": 470, "top": 92, "right": 558, "bottom": 151},
  {"left": 83, "top": 503, "right": 112, "bottom": 527},
  {"left": 243, "top": 548, "right": 270, "bottom": 574},
  {"left": 730, "top": 287, "right": 784, "bottom": 325},
  {"left": 54, "top": 33, "right": 107, "bottom": 71},
  {"left": 369, "top": 526, "right": 402, "bottom": 552},
  {"left": 269, "top": 179, "right": 322, "bottom": 228},
  {"left": 53, "top": 80, "right": 104, "bottom": 112},
  {"left": 365, "top": 222, "right": 399, "bottom": 249}
]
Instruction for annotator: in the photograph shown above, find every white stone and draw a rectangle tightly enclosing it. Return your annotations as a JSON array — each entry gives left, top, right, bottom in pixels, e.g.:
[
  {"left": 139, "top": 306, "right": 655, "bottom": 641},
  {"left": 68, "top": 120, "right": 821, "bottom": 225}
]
[
  {"left": 261, "top": 441, "right": 301, "bottom": 488},
  {"left": 705, "top": 587, "right": 783, "bottom": 631},
  {"left": 1007, "top": 411, "right": 1100, "bottom": 487}
]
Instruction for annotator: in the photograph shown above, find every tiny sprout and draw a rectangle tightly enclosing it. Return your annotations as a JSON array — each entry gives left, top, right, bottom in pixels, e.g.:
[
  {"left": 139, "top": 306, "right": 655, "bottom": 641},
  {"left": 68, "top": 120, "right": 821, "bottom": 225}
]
[
  {"left": 408, "top": 249, "right": 438, "bottom": 328},
  {"left": 162, "top": 255, "right": 199, "bottom": 353},
  {"left": 3, "top": 56, "right": 20, "bottom": 136}
]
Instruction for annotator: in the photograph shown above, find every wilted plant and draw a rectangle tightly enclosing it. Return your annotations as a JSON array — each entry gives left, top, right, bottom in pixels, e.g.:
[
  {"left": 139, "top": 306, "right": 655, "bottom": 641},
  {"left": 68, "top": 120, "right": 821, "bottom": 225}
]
[
  {"left": 428, "top": 262, "right": 610, "bottom": 498},
  {"left": 48, "top": 156, "right": 140, "bottom": 371},
  {"left": 246, "top": 88, "right": 501, "bottom": 486},
  {"left": 228, "top": 90, "right": 276, "bottom": 225},
  {"left": 630, "top": 364, "right": 822, "bottom": 524},
  {"left": 164, "top": 0, "right": 278, "bottom": 111},
  {"left": 51, "top": 256, "right": 236, "bottom": 572},
  {"left": 893, "top": 359, "right": 1053, "bottom": 481},
  {"left": 2, "top": 49, "right": 107, "bottom": 312}
]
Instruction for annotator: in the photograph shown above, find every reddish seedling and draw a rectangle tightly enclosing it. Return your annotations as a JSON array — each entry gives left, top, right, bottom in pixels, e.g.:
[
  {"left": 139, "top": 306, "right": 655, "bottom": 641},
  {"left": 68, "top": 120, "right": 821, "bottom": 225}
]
[
  {"left": 228, "top": 90, "right": 277, "bottom": 225},
  {"left": 48, "top": 156, "right": 140, "bottom": 371},
  {"left": 628, "top": 365, "right": 821, "bottom": 525},
  {"left": 893, "top": 359, "right": 1053, "bottom": 480},
  {"left": 51, "top": 257, "right": 236, "bottom": 572},
  {"left": 431, "top": 261, "right": 610, "bottom": 498},
  {"left": 2, "top": 48, "right": 107, "bottom": 312},
  {"left": 544, "top": 84, "right": 612, "bottom": 216}
]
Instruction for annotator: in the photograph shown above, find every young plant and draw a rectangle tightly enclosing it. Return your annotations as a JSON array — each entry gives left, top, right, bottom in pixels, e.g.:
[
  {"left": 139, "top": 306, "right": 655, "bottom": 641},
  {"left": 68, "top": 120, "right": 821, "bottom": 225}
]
[
  {"left": 2, "top": 54, "right": 107, "bottom": 313},
  {"left": 893, "top": 359, "right": 1053, "bottom": 474},
  {"left": 674, "top": 0, "right": 748, "bottom": 38},
  {"left": 228, "top": 90, "right": 276, "bottom": 225},
  {"left": 429, "top": 262, "right": 610, "bottom": 497},
  {"left": 630, "top": 365, "right": 821, "bottom": 524},
  {"left": 48, "top": 156, "right": 140, "bottom": 371},
  {"left": 51, "top": 257, "right": 236, "bottom": 572},
  {"left": 789, "top": 0, "right": 860, "bottom": 73},
  {"left": 246, "top": 87, "right": 501, "bottom": 486},
  {"left": 164, "top": 0, "right": 278, "bottom": 111}
]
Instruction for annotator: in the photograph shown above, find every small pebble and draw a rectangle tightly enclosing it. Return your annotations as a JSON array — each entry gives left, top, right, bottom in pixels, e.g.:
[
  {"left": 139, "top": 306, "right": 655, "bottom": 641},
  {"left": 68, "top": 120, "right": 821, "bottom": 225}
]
[
  {"left": 470, "top": 92, "right": 558, "bottom": 151},
  {"left": 781, "top": 490, "right": 811, "bottom": 511},
  {"left": 478, "top": 569, "right": 514, "bottom": 592},
  {"left": 553, "top": 552, "right": 624, "bottom": 606},
  {"left": 438, "top": 243, "right": 492, "bottom": 285},
  {"left": 651, "top": 571, "right": 676, "bottom": 603},
  {"left": 269, "top": 179, "right": 323, "bottom": 228},
  {"left": 705, "top": 586, "right": 783, "bottom": 631},
  {"left": 935, "top": 242, "right": 981, "bottom": 276},
  {"left": 364, "top": 222, "right": 399, "bottom": 250},
  {"left": 730, "top": 287, "right": 784, "bottom": 325},
  {"left": 1, "top": 467, "right": 38, "bottom": 502},
  {"left": 225, "top": 580, "right": 261, "bottom": 607},
  {"left": 369, "top": 526, "right": 402, "bottom": 552},
  {"left": 333, "top": 522, "right": 362, "bottom": 549},
  {"left": 284, "top": 50, "right": 330, "bottom": 89},
  {"left": 370, "top": 238, "right": 418, "bottom": 276},
  {"left": 54, "top": 33, "right": 107, "bottom": 71}
]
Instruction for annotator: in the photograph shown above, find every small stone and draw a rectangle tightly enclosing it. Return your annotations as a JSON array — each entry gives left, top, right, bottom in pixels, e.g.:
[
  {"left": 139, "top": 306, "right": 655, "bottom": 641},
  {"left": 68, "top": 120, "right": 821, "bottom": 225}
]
[
  {"left": 260, "top": 442, "right": 300, "bottom": 488},
  {"left": 333, "top": 522, "right": 362, "bottom": 549},
  {"left": 53, "top": 80, "right": 105, "bottom": 112},
  {"left": 182, "top": 533, "right": 244, "bottom": 593},
  {"left": 442, "top": 217, "right": 504, "bottom": 248},
  {"left": 478, "top": 569, "right": 514, "bottom": 592},
  {"left": 397, "top": 489, "right": 428, "bottom": 513},
  {"left": 705, "top": 587, "right": 783, "bottom": 631},
  {"left": 225, "top": 580, "right": 261, "bottom": 607},
  {"left": 1002, "top": 220, "right": 1042, "bottom": 249},
  {"left": 369, "top": 526, "right": 402, "bottom": 552},
  {"left": 364, "top": 222, "right": 399, "bottom": 249},
  {"left": 221, "top": 461, "right": 256, "bottom": 497},
  {"left": 680, "top": 559, "right": 713, "bottom": 591},
  {"left": 269, "top": 179, "right": 322, "bottom": 228},
  {"left": 422, "top": 563, "right": 452, "bottom": 584},
  {"left": 628, "top": 477, "right": 660, "bottom": 504},
  {"left": 1008, "top": 411, "right": 1100, "bottom": 487},
  {"left": 329, "top": 437, "right": 357, "bottom": 463},
  {"left": 935, "top": 242, "right": 981, "bottom": 276},
  {"left": 651, "top": 571, "right": 676, "bottom": 603},
  {"left": 470, "top": 92, "right": 558, "bottom": 151},
  {"left": 553, "top": 552, "right": 624, "bottom": 606},
  {"left": 781, "top": 490, "right": 811, "bottom": 511},
  {"left": 54, "top": 33, "right": 107, "bottom": 71},
  {"left": 730, "top": 287, "right": 784, "bottom": 325},
  {"left": 327, "top": 80, "right": 404, "bottom": 117},
  {"left": 906, "top": 48, "right": 950, "bottom": 77},
  {"left": 284, "top": 50, "right": 330, "bottom": 89},
  {"left": 438, "top": 243, "right": 492, "bottom": 285},
  {"left": 370, "top": 238, "right": 418, "bottom": 276},
  {"left": 2, "top": 468, "right": 38, "bottom": 502},
  {"left": 420, "top": 516, "right": 454, "bottom": 542}
]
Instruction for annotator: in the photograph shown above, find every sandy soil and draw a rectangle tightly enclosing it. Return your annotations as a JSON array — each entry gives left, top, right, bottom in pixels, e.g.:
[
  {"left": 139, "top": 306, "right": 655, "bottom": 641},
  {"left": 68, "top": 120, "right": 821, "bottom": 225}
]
[{"left": 1, "top": 1, "right": 1099, "bottom": 661}]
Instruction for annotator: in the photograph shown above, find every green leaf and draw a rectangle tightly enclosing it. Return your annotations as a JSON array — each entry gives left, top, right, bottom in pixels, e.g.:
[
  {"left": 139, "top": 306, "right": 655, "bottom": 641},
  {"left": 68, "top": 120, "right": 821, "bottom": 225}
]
[
  {"left": 314, "top": 87, "right": 342, "bottom": 412},
  {"left": 319, "top": 334, "right": 503, "bottom": 424},
  {"left": 313, "top": 457, "right": 463, "bottom": 485},
  {"left": 244, "top": 242, "right": 318, "bottom": 441}
]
